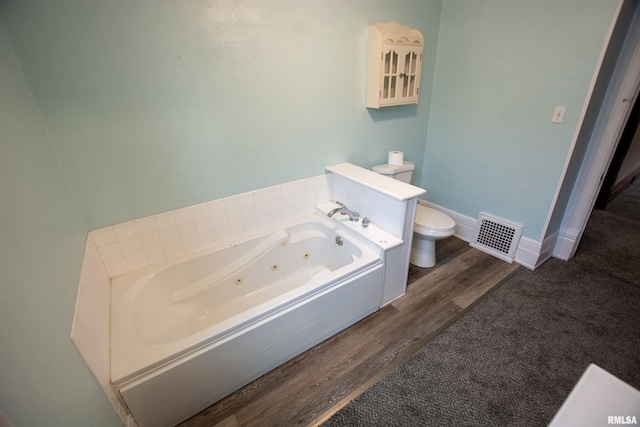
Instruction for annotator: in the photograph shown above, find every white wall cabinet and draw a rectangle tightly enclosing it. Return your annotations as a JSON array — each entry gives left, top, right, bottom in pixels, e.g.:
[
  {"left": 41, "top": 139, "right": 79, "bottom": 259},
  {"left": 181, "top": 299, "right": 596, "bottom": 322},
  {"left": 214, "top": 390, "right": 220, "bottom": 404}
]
[{"left": 366, "top": 21, "right": 424, "bottom": 109}]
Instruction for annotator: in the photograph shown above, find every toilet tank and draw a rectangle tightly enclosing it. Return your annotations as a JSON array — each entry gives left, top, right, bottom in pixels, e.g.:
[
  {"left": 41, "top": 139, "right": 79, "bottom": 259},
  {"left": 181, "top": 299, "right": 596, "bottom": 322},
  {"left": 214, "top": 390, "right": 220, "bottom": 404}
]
[{"left": 372, "top": 162, "right": 414, "bottom": 184}]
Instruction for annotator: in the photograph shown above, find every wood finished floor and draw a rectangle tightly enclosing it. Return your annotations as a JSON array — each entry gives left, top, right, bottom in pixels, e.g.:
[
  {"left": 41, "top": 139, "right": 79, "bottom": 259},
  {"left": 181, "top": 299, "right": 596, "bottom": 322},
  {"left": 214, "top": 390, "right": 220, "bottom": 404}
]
[{"left": 179, "top": 237, "right": 520, "bottom": 427}]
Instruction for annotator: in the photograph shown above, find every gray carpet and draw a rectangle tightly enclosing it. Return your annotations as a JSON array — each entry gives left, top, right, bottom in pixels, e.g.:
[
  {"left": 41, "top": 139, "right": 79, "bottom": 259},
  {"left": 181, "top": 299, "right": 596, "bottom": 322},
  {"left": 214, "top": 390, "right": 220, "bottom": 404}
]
[{"left": 323, "top": 180, "right": 640, "bottom": 427}]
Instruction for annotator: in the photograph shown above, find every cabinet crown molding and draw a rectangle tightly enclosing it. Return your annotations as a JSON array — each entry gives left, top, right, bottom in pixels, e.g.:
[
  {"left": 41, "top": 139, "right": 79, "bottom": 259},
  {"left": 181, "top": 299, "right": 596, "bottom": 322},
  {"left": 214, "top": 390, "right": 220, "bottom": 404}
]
[{"left": 370, "top": 21, "right": 424, "bottom": 45}]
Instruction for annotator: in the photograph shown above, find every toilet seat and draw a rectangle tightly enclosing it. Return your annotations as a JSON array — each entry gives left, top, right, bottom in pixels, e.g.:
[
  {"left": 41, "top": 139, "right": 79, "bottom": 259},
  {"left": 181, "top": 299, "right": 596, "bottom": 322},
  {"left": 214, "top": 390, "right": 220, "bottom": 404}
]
[{"left": 414, "top": 205, "right": 455, "bottom": 235}]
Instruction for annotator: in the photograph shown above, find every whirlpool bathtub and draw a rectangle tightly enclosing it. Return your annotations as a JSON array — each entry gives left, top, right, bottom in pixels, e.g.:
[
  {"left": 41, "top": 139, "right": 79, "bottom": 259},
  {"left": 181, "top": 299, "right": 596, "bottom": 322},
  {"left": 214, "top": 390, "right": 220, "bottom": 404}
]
[{"left": 110, "top": 214, "right": 383, "bottom": 427}]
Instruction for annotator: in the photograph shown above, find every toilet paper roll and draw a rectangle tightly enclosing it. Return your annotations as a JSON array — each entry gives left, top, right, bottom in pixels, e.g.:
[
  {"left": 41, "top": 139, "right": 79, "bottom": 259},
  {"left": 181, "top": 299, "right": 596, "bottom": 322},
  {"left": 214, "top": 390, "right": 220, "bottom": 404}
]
[{"left": 388, "top": 151, "right": 404, "bottom": 166}]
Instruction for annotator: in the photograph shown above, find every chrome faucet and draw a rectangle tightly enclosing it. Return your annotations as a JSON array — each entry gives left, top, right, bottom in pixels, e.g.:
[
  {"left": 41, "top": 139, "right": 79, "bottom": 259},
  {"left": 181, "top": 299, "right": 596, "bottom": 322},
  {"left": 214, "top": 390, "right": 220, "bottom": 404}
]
[{"left": 327, "top": 202, "right": 360, "bottom": 222}]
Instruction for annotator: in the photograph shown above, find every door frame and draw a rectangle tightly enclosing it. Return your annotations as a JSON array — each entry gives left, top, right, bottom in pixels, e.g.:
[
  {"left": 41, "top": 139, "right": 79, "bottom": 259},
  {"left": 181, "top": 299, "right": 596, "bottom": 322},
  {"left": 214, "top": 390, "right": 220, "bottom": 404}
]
[{"left": 555, "top": 8, "right": 640, "bottom": 259}]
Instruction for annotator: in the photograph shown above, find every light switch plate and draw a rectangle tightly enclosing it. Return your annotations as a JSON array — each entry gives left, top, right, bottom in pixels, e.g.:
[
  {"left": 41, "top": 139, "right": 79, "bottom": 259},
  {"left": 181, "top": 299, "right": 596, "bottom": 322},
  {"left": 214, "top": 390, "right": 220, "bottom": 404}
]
[{"left": 552, "top": 106, "right": 566, "bottom": 123}]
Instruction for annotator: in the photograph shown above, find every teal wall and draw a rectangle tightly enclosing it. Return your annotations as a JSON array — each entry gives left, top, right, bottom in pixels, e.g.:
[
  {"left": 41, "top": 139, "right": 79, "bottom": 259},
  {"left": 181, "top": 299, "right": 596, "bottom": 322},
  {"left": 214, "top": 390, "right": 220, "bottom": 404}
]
[
  {"left": 422, "top": 0, "right": 621, "bottom": 240},
  {"left": 0, "top": 24, "right": 121, "bottom": 427},
  {"left": 1, "top": 0, "right": 441, "bottom": 230}
]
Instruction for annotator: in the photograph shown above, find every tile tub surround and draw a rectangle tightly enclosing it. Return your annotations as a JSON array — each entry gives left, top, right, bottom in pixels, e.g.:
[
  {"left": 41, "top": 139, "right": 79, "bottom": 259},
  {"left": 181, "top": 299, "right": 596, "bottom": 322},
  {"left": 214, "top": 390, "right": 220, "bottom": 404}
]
[
  {"left": 71, "top": 173, "right": 329, "bottom": 426},
  {"left": 71, "top": 233, "right": 137, "bottom": 427},
  {"left": 91, "top": 174, "right": 330, "bottom": 278}
]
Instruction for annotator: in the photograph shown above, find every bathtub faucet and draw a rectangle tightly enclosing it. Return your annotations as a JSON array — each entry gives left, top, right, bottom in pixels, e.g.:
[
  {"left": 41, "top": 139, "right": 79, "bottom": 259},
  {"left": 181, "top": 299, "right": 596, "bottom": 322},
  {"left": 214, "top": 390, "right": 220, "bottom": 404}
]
[{"left": 327, "top": 202, "right": 360, "bottom": 222}]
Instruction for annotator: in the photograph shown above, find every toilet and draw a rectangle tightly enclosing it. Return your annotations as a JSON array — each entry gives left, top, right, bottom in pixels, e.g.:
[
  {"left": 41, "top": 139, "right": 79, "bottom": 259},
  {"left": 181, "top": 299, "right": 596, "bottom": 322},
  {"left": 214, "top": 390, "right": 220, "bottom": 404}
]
[{"left": 372, "top": 161, "right": 456, "bottom": 268}]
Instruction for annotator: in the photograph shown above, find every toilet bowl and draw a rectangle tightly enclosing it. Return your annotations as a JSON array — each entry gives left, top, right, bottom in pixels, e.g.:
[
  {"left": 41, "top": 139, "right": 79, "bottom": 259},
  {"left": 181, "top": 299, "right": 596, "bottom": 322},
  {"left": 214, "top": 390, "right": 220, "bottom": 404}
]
[
  {"left": 411, "top": 204, "right": 456, "bottom": 268},
  {"left": 372, "top": 161, "right": 456, "bottom": 268}
]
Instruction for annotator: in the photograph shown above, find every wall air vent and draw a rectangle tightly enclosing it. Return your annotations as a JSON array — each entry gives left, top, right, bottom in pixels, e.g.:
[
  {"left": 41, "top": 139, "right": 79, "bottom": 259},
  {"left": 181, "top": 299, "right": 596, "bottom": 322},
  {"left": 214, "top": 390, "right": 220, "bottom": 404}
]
[{"left": 470, "top": 213, "right": 523, "bottom": 263}]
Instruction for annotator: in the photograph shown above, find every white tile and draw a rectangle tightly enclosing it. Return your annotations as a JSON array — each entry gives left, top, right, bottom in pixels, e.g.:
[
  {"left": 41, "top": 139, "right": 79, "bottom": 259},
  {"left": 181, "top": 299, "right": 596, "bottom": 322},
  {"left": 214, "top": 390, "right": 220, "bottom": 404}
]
[
  {"left": 255, "top": 201, "right": 270, "bottom": 217},
  {"left": 226, "top": 208, "right": 243, "bottom": 226},
  {"left": 316, "top": 173, "right": 330, "bottom": 189},
  {"left": 134, "top": 216, "right": 158, "bottom": 235},
  {"left": 269, "top": 198, "right": 283, "bottom": 214},
  {"left": 74, "top": 285, "right": 97, "bottom": 333},
  {"left": 241, "top": 205, "right": 257, "bottom": 221},
  {"left": 159, "top": 226, "right": 180, "bottom": 244},
  {"left": 207, "top": 199, "right": 225, "bottom": 216},
  {"left": 282, "top": 195, "right": 295, "bottom": 211},
  {"left": 70, "top": 324, "right": 98, "bottom": 380},
  {"left": 238, "top": 192, "right": 255, "bottom": 208},
  {"left": 190, "top": 203, "right": 210, "bottom": 220},
  {"left": 177, "top": 221, "right": 197, "bottom": 239},
  {"left": 195, "top": 217, "right": 213, "bottom": 234},
  {"left": 98, "top": 242, "right": 123, "bottom": 263},
  {"left": 305, "top": 189, "right": 318, "bottom": 204},
  {"left": 292, "top": 178, "right": 306, "bottom": 194},
  {"left": 140, "top": 231, "right": 162, "bottom": 250},
  {"left": 125, "top": 252, "right": 148, "bottom": 271},
  {"left": 154, "top": 212, "right": 176, "bottom": 229},
  {"left": 82, "top": 236, "right": 103, "bottom": 271},
  {"left": 85, "top": 258, "right": 111, "bottom": 295},
  {"left": 257, "top": 215, "right": 271, "bottom": 231},
  {"left": 198, "top": 231, "right": 215, "bottom": 248},
  {"left": 243, "top": 218, "right": 258, "bottom": 235},
  {"left": 93, "top": 347, "right": 111, "bottom": 387},
  {"left": 145, "top": 246, "right": 167, "bottom": 265},
  {"left": 214, "top": 227, "right": 230, "bottom": 242},
  {"left": 104, "top": 258, "right": 129, "bottom": 277},
  {"left": 181, "top": 236, "right": 201, "bottom": 254},
  {"left": 173, "top": 207, "right": 194, "bottom": 225},
  {"left": 92, "top": 227, "right": 117, "bottom": 247},
  {"left": 304, "top": 176, "right": 317, "bottom": 191},
  {"left": 282, "top": 209, "right": 296, "bottom": 223},
  {"left": 81, "top": 256, "right": 107, "bottom": 287},
  {"left": 86, "top": 255, "right": 110, "bottom": 284},
  {"left": 252, "top": 188, "right": 269, "bottom": 204},
  {"left": 212, "top": 212, "right": 228, "bottom": 229},
  {"left": 317, "top": 185, "right": 330, "bottom": 202},
  {"left": 113, "top": 221, "right": 138, "bottom": 241},
  {"left": 305, "top": 202, "right": 316, "bottom": 214},
  {"left": 120, "top": 237, "right": 144, "bottom": 257},
  {"left": 280, "top": 181, "right": 294, "bottom": 197},
  {"left": 293, "top": 192, "right": 307, "bottom": 207},
  {"left": 228, "top": 223, "right": 244, "bottom": 238},
  {"left": 223, "top": 195, "right": 241, "bottom": 211},
  {"left": 163, "top": 241, "right": 184, "bottom": 259},
  {"left": 270, "top": 211, "right": 284, "bottom": 226},
  {"left": 267, "top": 185, "right": 282, "bottom": 200},
  {"left": 295, "top": 204, "right": 311, "bottom": 217}
]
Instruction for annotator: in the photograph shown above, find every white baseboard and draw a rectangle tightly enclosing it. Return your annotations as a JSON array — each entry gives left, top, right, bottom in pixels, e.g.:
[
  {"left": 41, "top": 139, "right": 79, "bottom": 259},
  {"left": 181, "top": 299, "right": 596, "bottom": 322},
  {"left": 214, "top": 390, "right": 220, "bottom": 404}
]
[
  {"left": 418, "top": 199, "right": 553, "bottom": 270},
  {"left": 553, "top": 227, "right": 581, "bottom": 260},
  {"left": 514, "top": 238, "right": 540, "bottom": 270},
  {"left": 516, "top": 232, "right": 557, "bottom": 270}
]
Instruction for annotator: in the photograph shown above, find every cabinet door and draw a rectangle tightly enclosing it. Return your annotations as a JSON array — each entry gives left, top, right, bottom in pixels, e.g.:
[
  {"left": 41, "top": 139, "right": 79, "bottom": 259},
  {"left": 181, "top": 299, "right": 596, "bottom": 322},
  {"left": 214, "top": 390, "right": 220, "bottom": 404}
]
[{"left": 379, "top": 45, "right": 422, "bottom": 107}]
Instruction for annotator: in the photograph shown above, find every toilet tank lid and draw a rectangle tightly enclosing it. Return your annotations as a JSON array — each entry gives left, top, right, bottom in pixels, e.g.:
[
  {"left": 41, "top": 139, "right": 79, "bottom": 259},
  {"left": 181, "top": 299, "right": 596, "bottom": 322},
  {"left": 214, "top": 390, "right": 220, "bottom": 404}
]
[{"left": 372, "top": 161, "right": 415, "bottom": 175}]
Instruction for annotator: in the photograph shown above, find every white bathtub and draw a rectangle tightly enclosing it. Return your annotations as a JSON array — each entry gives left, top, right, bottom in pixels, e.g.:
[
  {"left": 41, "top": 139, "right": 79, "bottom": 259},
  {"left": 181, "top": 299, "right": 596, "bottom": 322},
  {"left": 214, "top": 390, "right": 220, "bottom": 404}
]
[{"left": 110, "top": 214, "right": 383, "bottom": 427}]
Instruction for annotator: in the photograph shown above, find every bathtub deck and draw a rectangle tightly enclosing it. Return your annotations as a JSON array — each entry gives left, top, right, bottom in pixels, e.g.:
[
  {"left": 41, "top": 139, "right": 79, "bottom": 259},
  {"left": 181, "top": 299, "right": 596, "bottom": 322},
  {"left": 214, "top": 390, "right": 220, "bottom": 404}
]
[{"left": 178, "top": 236, "right": 520, "bottom": 427}]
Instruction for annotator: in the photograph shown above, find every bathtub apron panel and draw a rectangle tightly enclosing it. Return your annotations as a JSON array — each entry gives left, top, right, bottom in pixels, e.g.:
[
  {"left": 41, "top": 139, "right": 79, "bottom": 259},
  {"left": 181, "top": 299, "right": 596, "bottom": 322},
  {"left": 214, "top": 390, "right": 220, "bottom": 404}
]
[{"left": 118, "top": 263, "right": 382, "bottom": 427}]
